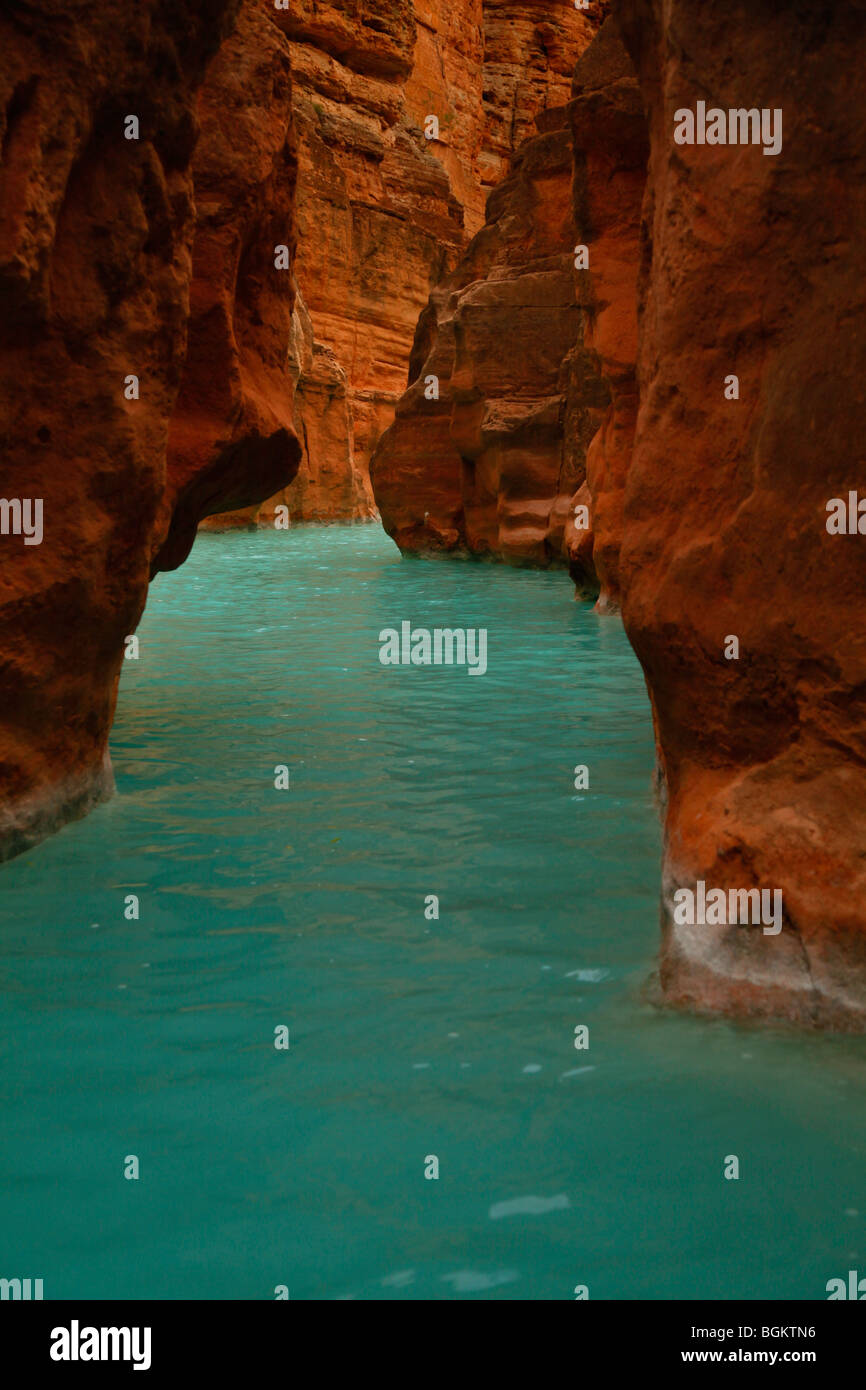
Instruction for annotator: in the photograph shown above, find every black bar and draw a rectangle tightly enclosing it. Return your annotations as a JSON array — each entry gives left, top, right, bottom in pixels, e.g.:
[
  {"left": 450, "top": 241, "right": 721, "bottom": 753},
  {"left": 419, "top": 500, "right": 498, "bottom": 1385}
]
[{"left": 2, "top": 1300, "right": 859, "bottom": 1375}]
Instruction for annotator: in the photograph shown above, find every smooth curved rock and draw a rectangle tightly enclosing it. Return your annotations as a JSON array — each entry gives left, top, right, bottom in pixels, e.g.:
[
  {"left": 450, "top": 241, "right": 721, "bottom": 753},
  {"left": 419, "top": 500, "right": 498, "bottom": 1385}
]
[
  {"left": 615, "top": 0, "right": 866, "bottom": 1028},
  {"left": 0, "top": 0, "right": 240, "bottom": 860},
  {"left": 155, "top": 0, "right": 301, "bottom": 569}
]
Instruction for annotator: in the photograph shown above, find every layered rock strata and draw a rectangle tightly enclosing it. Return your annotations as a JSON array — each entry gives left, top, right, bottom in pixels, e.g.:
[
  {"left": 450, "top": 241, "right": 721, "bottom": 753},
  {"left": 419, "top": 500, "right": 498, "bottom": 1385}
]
[
  {"left": 371, "top": 15, "right": 642, "bottom": 571},
  {"left": 268, "top": 0, "right": 471, "bottom": 524},
  {"left": 225, "top": 0, "right": 599, "bottom": 528},
  {"left": 371, "top": 104, "right": 586, "bottom": 562},
  {"left": 479, "top": 0, "right": 606, "bottom": 193}
]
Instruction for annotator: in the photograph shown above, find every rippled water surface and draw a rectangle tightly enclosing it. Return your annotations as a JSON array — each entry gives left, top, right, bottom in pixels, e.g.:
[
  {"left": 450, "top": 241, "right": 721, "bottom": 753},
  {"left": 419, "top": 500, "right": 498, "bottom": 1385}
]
[{"left": 1, "top": 526, "right": 865, "bottom": 1299}]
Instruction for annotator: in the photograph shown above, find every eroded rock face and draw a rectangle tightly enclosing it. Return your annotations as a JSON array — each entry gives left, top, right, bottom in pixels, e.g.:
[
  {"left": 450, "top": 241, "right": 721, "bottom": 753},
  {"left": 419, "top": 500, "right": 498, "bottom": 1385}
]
[
  {"left": 266, "top": 0, "right": 475, "bottom": 524},
  {"left": 0, "top": 0, "right": 599, "bottom": 860},
  {"left": 371, "top": 15, "right": 630, "bottom": 568},
  {"left": 615, "top": 0, "right": 866, "bottom": 1027},
  {"left": 371, "top": 108, "right": 583, "bottom": 562},
  {"left": 480, "top": 0, "right": 606, "bottom": 192},
  {"left": 271, "top": 288, "right": 368, "bottom": 523},
  {"left": 156, "top": 0, "right": 301, "bottom": 570},
  {"left": 0, "top": 0, "right": 241, "bottom": 860},
  {"left": 563, "top": 14, "right": 647, "bottom": 604},
  {"left": 252, "top": 0, "right": 598, "bottom": 526}
]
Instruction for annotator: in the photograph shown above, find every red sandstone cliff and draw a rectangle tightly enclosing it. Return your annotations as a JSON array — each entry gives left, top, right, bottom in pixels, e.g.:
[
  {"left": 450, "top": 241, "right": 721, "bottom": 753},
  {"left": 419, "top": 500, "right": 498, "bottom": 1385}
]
[
  {"left": 371, "top": 16, "right": 640, "bottom": 570},
  {"left": 4, "top": 0, "right": 865, "bottom": 1043},
  {"left": 268, "top": 0, "right": 470, "bottom": 524},
  {"left": 563, "top": 15, "right": 646, "bottom": 604},
  {"left": 0, "top": 0, "right": 236, "bottom": 858},
  {"left": 480, "top": 1, "right": 606, "bottom": 195},
  {"left": 0, "top": 0, "right": 598, "bottom": 859},
  {"left": 155, "top": 0, "right": 301, "bottom": 571},
  {"left": 371, "top": 104, "right": 587, "bottom": 563},
  {"left": 613, "top": 0, "right": 866, "bottom": 1028},
  {"left": 0, "top": 0, "right": 300, "bottom": 859},
  {"left": 373, "top": 0, "right": 866, "bottom": 1029},
  {"left": 211, "top": 0, "right": 598, "bottom": 529}
]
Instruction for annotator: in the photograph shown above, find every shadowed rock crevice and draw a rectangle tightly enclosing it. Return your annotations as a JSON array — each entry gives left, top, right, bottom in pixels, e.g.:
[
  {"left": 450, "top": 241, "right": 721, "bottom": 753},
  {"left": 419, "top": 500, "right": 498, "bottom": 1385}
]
[{"left": 157, "top": 1, "right": 303, "bottom": 558}]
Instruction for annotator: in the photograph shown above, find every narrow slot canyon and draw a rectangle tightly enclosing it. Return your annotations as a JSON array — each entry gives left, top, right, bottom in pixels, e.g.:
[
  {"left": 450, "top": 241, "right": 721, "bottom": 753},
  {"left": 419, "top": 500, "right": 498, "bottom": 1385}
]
[{"left": 1, "top": 0, "right": 865, "bottom": 1309}]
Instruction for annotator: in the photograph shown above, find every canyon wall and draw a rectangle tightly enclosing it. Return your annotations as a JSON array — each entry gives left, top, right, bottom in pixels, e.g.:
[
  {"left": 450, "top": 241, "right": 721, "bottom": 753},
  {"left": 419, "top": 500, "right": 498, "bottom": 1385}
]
[
  {"left": 0, "top": 0, "right": 597, "bottom": 858},
  {"left": 268, "top": 0, "right": 473, "bottom": 525},
  {"left": 480, "top": 0, "right": 609, "bottom": 194},
  {"left": 0, "top": 0, "right": 300, "bottom": 859},
  {"left": 4, "top": 0, "right": 864, "bottom": 1036},
  {"left": 373, "top": 0, "right": 866, "bottom": 1029},
  {"left": 155, "top": 0, "right": 301, "bottom": 572},
  {"left": 614, "top": 0, "right": 866, "bottom": 1028},
  {"left": 211, "top": 0, "right": 599, "bottom": 529},
  {"left": 371, "top": 14, "right": 643, "bottom": 572},
  {"left": 371, "top": 102, "right": 588, "bottom": 563},
  {"left": 562, "top": 14, "right": 646, "bottom": 605}
]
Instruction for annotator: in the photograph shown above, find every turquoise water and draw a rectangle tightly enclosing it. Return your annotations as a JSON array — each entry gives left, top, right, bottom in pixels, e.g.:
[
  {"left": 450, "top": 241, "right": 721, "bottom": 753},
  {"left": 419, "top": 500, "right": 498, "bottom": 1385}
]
[{"left": 1, "top": 525, "right": 865, "bottom": 1301}]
